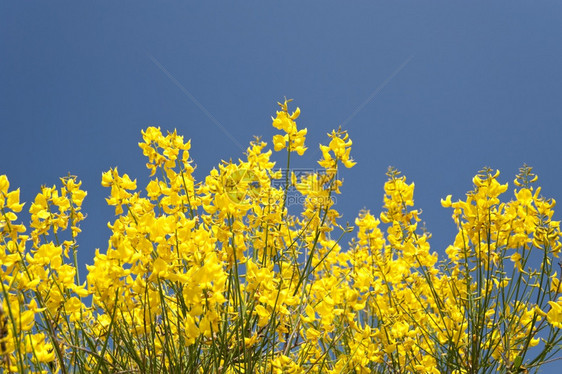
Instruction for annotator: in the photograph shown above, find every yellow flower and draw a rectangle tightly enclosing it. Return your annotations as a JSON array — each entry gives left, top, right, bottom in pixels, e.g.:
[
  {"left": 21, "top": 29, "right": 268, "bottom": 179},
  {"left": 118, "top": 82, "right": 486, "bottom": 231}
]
[
  {"left": 318, "top": 127, "right": 356, "bottom": 171},
  {"left": 271, "top": 99, "right": 307, "bottom": 155},
  {"left": 6, "top": 189, "right": 24, "bottom": 212},
  {"left": 441, "top": 194, "right": 453, "bottom": 207},
  {"left": 547, "top": 299, "right": 562, "bottom": 328},
  {"left": 273, "top": 134, "right": 287, "bottom": 151}
]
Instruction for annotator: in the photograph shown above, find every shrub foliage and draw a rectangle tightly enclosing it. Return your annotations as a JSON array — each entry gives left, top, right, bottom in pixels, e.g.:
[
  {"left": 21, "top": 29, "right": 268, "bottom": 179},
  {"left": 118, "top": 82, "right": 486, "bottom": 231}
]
[{"left": 1, "top": 100, "right": 561, "bottom": 373}]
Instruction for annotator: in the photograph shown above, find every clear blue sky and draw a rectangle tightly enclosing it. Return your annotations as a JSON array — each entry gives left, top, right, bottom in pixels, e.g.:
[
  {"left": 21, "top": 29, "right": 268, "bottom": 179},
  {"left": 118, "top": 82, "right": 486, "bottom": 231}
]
[{"left": 2, "top": 2, "right": 562, "bottom": 368}]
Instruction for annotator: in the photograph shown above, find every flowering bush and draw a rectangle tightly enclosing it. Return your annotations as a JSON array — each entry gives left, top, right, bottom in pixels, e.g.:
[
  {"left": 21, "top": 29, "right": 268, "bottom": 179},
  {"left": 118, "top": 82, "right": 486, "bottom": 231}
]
[{"left": 1, "top": 100, "right": 561, "bottom": 373}]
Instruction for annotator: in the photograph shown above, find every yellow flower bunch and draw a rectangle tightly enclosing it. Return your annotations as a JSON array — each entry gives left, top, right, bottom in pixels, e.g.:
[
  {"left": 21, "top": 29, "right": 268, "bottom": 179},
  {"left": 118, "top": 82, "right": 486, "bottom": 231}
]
[
  {"left": 0, "top": 101, "right": 561, "bottom": 373},
  {"left": 272, "top": 99, "right": 307, "bottom": 155}
]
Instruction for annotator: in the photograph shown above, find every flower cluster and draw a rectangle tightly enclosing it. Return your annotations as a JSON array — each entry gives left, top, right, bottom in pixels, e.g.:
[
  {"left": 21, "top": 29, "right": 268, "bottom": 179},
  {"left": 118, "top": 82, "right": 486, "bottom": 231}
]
[
  {"left": 272, "top": 99, "right": 307, "bottom": 155},
  {"left": 0, "top": 101, "right": 561, "bottom": 373},
  {"left": 1, "top": 174, "right": 88, "bottom": 372}
]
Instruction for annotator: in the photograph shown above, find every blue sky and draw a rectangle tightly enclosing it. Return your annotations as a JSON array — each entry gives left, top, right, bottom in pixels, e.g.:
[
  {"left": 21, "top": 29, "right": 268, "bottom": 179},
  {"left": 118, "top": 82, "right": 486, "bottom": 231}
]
[{"left": 1, "top": 1, "right": 562, "bottom": 367}]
